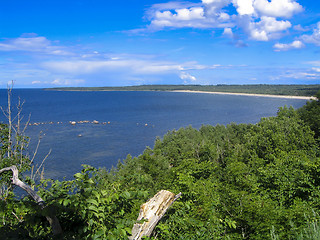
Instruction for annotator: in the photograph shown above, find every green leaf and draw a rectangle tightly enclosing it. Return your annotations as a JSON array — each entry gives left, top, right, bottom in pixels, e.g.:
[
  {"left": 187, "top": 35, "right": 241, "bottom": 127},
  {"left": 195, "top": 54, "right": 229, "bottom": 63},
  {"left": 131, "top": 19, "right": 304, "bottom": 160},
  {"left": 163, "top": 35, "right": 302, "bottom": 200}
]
[
  {"left": 74, "top": 173, "right": 83, "bottom": 179},
  {"left": 88, "top": 205, "right": 98, "bottom": 212},
  {"left": 87, "top": 198, "right": 99, "bottom": 206},
  {"left": 123, "top": 191, "right": 131, "bottom": 199},
  {"left": 101, "top": 190, "right": 108, "bottom": 196},
  {"left": 125, "top": 227, "right": 132, "bottom": 235},
  {"left": 63, "top": 199, "right": 70, "bottom": 206}
]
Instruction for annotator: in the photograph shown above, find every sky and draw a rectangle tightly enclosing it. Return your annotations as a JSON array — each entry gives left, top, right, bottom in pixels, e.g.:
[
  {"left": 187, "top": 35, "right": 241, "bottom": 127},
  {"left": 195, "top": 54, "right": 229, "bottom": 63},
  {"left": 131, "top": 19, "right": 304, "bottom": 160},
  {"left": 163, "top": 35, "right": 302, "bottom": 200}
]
[{"left": 0, "top": 0, "right": 320, "bottom": 88}]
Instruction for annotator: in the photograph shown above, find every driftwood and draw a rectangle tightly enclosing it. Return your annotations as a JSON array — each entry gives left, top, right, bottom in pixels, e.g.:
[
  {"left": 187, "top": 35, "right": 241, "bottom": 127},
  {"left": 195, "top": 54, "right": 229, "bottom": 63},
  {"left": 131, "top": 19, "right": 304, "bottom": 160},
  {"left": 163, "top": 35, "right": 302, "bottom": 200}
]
[
  {"left": 0, "top": 165, "right": 62, "bottom": 235},
  {"left": 129, "top": 190, "right": 181, "bottom": 240}
]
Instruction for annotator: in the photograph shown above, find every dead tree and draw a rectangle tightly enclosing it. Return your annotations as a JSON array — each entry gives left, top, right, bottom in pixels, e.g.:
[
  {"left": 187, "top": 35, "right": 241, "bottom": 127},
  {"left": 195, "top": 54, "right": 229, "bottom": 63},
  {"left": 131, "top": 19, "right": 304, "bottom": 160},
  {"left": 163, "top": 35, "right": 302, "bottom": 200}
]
[
  {"left": 0, "top": 165, "right": 62, "bottom": 236},
  {"left": 129, "top": 190, "right": 181, "bottom": 240}
]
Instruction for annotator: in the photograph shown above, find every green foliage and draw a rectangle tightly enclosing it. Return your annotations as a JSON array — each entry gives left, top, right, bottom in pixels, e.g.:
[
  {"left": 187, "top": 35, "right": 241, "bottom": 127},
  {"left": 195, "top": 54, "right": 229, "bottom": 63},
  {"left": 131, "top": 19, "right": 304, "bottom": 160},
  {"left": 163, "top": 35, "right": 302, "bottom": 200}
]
[
  {"left": 0, "top": 122, "right": 30, "bottom": 187},
  {"left": 298, "top": 90, "right": 320, "bottom": 139},
  {"left": 0, "top": 88, "right": 32, "bottom": 192},
  {"left": 2, "top": 96, "right": 320, "bottom": 239},
  {"left": 34, "top": 165, "right": 149, "bottom": 239},
  {"left": 0, "top": 91, "right": 35, "bottom": 238}
]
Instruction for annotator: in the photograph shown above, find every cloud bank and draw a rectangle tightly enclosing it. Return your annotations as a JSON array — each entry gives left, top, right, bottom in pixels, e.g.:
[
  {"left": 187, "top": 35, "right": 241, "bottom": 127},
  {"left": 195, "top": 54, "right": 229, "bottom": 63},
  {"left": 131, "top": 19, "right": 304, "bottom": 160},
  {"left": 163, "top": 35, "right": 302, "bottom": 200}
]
[{"left": 142, "top": 0, "right": 303, "bottom": 42}]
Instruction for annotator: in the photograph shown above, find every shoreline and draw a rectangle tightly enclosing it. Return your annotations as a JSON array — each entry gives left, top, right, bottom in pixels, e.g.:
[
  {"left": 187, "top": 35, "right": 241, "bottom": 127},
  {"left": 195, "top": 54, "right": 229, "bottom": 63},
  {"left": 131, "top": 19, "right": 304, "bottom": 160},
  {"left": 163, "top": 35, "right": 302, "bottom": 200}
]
[
  {"left": 44, "top": 88, "right": 317, "bottom": 100},
  {"left": 170, "top": 90, "right": 317, "bottom": 100}
]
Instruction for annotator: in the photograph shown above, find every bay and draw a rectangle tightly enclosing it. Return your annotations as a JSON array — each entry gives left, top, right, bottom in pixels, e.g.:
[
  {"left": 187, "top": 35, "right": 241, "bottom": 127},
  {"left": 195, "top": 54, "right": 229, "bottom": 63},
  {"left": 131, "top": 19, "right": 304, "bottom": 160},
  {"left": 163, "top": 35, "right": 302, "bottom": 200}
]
[{"left": 0, "top": 89, "right": 308, "bottom": 180}]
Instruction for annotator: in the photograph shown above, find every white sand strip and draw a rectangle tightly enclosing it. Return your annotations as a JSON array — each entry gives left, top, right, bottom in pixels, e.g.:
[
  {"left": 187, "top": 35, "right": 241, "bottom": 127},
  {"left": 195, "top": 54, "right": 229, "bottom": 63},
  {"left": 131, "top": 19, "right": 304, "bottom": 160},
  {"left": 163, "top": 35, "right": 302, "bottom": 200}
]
[{"left": 171, "top": 90, "right": 317, "bottom": 100}]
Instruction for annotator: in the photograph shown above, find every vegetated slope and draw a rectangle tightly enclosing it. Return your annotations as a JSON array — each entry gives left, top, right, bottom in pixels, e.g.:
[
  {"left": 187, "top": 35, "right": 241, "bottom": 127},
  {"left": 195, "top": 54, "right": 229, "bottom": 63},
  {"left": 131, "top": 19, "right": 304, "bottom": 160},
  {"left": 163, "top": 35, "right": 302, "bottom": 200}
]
[{"left": 1, "top": 92, "right": 320, "bottom": 239}]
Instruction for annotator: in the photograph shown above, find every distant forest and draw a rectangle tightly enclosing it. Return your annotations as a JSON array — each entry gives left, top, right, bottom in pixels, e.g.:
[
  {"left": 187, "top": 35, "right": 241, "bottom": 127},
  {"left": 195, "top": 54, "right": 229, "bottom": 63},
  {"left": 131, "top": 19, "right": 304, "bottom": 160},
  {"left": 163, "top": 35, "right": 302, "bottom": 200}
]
[{"left": 46, "top": 84, "right": 320, "bottom": 97}]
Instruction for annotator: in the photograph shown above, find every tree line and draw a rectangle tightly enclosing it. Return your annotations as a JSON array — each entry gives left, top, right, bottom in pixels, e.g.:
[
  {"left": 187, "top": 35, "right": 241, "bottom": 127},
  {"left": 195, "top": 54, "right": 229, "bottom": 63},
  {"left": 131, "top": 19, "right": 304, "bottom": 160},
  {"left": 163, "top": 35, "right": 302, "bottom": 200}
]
[{"left": 46, "top": 84, "right": 320, "bottom": 97}]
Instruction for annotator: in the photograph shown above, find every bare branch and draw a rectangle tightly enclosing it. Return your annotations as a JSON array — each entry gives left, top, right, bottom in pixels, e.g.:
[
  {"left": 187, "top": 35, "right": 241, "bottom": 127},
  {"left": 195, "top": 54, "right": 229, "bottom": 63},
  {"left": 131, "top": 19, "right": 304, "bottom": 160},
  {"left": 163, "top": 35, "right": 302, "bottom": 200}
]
[
  {"left": 0, "top": 165, "right": 62, "bottom": 235},
  {"left": 0, "top": 165, "right": 44, "bottom": 203},
  {"left": 11, "top": 211, "right": 23, "bottom": 223},
  {"left": 30, "top": 132, "right": 43, "bottom": 165},
  {"left": 32, "top": 149, "right": 51, "bottom": 182}
]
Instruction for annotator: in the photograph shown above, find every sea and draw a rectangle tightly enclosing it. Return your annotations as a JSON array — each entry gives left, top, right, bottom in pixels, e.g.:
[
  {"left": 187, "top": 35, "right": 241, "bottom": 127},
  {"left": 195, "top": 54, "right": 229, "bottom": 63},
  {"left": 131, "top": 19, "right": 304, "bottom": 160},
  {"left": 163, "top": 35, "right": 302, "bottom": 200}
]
[{"left": 0, "top": 89, "right": 309, "bottom": 180}]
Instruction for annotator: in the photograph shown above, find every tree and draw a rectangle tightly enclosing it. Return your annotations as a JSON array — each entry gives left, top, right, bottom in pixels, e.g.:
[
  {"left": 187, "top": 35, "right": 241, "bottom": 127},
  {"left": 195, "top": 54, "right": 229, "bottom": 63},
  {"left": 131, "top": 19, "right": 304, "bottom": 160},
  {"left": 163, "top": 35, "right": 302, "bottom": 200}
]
[
  {"left": 298, "top": 90, "right": 320, "bottom": 139},
  {"left": 0, "top": 86, "right": 31, "bottom": 198}
]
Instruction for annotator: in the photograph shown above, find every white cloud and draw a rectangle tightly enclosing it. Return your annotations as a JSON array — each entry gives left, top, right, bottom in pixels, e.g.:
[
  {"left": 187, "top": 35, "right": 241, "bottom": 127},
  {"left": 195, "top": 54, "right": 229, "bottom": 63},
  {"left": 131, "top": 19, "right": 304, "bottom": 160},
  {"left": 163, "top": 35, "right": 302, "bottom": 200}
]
[
  {"left": 232, "top": 0, "right": 255, "bottom": 16},
  {"left": 0, "top": 34, "right": 234, "bottom": 87},
  {"left": 223, "top": 27, "right": 234, "bottom": 37},
  {"left": 51, "top": 78, "right": 85, "bottom": 85},
  {"left": 308, "top": 61, "right": 320, "bottom": 66},
  {"left": 141, "top": 0, "right": 304, "bottom": 43},
  {"left": 179, "top": 72, "right": 197, "bottom": 82},
  {"left": 293, "top": 24, "right": 308, "bottom": 32},
  {"left": 300, "top": 22, "right": 320, "bottom": 46},
  {"left": 274, "top": 64, "right": 320, "bottom": 80},
  {"left": 39, "top": 55, "right": 229, "bottom": 86},
  {"left": 245, "top": 16, "right": 292, "bottom": 41},
  {"left": 273, "top": 40, "right": 304, "bottom": 51},
  {"left": 0, "top": 36, "right": 72, "bottom": 55},
  {"left": 150, "top": 7, "right": 218, "bottom": 29},
  {"left": 281, "top": 71, "right": 319, "bottom": 80},
  {"left": 146, "top": 1, "right": 233, "bottom": 31},
  {"left": 0, "top": 37, "right": 49, "bottom": 51},
  {"left": 151, "top": 7, "right": 206, "bottom": 28},
  {"left": 32, "top": 81, "right": 41, "bottom": 84},
  {"left": 202, "top": 0, "right": 231, "bottom": 16},
  {"left": 253, "top": 0, "right": 303, "bottom": 18},
  {"left": 219, "top": 12, "right": 230, "bottom": 21},
  {"left": 148, "top": 1, "right": 199, "bottom": 12},
  {"left": 42, "top": 59, "right": 185, "bottom": 75}
]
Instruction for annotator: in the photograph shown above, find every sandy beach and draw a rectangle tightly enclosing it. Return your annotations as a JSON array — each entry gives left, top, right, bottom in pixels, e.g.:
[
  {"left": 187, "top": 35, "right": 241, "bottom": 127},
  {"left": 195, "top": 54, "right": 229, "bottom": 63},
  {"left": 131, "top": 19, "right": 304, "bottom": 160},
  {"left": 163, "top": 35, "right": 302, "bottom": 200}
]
[{"left": 171, "top": 90, "right": 317, "bottom": 100}]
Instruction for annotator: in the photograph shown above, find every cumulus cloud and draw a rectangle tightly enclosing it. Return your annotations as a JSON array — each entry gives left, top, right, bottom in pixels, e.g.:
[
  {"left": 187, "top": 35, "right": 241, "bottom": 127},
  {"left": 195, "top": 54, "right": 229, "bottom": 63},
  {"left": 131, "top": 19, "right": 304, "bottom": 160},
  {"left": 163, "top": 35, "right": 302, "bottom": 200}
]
[
  {"left": 232, "top": 0, "right": 255, "bottom": 16},
  {"left": 273, "top": 40, "right": 304, "bottom": 51},
  {"left": 146, "top": 0, "right": 233, "bottom": 31},
  {"left": 140, "top": 0, "right": 304, "bottom": 43},
  {"left": 150, "top": 7, "right": 207, "bottom": 29},
  {"left": 243, "top": 16, "right": 292, "bottom": 41},
  {"left": 253, "top": 0, "right": 303, "bottom": 18}
]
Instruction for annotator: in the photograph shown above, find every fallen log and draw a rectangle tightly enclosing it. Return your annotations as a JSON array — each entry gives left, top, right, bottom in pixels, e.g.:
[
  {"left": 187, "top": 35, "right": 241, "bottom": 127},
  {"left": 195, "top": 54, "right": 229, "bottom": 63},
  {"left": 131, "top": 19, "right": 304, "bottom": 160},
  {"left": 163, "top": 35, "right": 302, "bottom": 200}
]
[
  {"left": 0, "top": 165, "right": 62, "bottom": 236},
  {"left": 129, "top": 190, "right": 181, "bottom": 240}
]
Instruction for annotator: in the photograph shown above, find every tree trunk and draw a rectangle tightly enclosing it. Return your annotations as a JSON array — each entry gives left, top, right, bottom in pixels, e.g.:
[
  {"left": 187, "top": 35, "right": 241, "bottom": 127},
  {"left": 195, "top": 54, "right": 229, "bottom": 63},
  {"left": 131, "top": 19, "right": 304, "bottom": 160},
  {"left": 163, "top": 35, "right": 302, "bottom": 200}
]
[{"left": 129, "top": 190, "right": 181, "bottom": 240}]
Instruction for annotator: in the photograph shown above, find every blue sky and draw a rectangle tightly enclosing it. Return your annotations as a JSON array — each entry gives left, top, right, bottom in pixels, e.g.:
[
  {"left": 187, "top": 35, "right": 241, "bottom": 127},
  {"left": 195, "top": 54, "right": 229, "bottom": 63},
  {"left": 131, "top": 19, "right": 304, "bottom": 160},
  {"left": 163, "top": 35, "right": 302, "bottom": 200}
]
[{"left": 0, "top": 0, "right": 320, "bottom": 88}]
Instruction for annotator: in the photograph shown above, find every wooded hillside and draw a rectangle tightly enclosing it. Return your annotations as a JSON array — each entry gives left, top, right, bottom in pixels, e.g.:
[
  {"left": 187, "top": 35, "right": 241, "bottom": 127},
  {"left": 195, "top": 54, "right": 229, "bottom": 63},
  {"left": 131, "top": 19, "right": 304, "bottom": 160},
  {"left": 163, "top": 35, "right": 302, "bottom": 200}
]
[{"left": 1, "top": 91, "right": 320, "bottom": 239}]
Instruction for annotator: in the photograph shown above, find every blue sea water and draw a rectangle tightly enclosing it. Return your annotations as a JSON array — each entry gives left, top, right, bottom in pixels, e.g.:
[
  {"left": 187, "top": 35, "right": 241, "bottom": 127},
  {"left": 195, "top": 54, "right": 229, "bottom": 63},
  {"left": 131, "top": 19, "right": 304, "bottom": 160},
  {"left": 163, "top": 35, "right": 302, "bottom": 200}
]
[{"left": 0, "top": 89, "right": 308, "bottom": 180}]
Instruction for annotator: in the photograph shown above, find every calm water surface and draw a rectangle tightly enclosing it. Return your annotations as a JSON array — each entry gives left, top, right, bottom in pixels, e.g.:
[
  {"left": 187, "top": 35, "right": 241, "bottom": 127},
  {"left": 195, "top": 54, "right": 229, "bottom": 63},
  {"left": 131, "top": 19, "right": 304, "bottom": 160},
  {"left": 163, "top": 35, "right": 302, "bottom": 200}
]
[{"left": 0, "top": 89, "right": 308, "bottom": 179}]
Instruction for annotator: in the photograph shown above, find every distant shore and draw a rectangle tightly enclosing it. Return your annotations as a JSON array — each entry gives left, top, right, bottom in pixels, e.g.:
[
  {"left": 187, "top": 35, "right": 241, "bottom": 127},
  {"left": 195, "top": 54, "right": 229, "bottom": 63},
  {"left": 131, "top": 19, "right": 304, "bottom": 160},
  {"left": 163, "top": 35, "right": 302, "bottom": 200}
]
[
  {"left": 171, "top": 90, "right": 317, "bottom": 100},
  {"left": 44, "top": 84, "right": 320, "bottom": 98}
]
